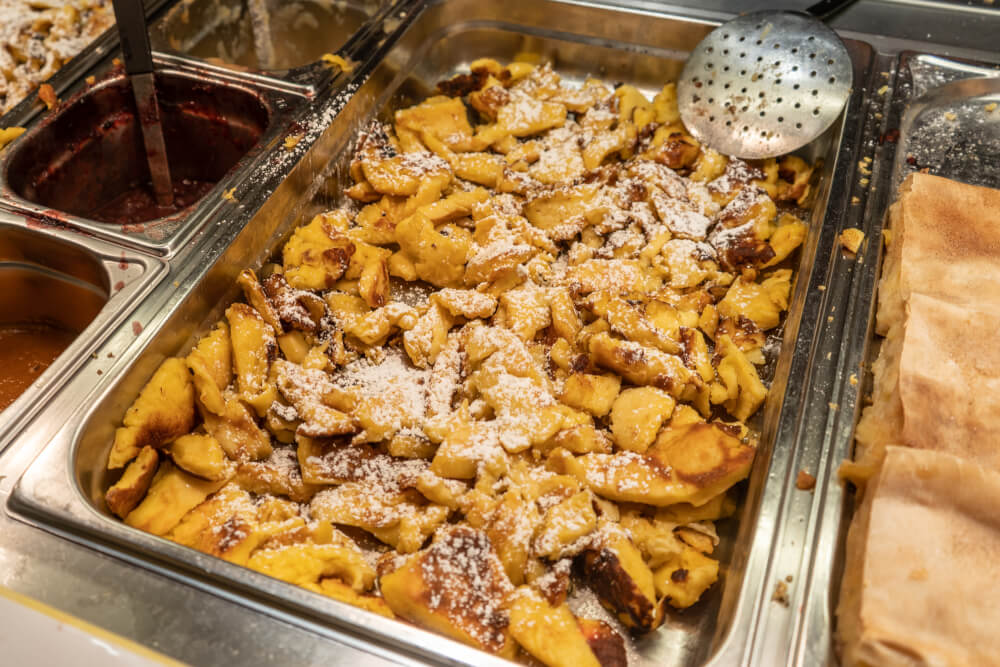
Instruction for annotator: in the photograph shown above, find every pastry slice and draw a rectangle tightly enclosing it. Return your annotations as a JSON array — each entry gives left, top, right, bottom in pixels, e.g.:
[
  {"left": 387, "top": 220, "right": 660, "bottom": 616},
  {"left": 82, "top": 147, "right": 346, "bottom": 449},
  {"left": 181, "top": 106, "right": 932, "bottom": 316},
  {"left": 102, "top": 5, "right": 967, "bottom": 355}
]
[
  {"left": 876, "top": 172, "right": 1000, "bottom": 336},
  {"left": 837, "top": 446, "right": 1000, "bottom": 666},
  {"left": 854, "top": 293, "right": 1000, "bottom": 475}
]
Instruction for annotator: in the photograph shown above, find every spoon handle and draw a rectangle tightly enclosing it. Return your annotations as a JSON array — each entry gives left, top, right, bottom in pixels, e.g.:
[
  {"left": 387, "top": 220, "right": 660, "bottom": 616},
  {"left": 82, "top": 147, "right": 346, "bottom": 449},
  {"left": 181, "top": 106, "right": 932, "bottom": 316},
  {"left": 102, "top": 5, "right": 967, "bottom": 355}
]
[
  {"left": 804, "top": 0, "right": 858, "bottom": 22},
  {"left": 111, "top": 0, "right": 153, "bottom": 74}
]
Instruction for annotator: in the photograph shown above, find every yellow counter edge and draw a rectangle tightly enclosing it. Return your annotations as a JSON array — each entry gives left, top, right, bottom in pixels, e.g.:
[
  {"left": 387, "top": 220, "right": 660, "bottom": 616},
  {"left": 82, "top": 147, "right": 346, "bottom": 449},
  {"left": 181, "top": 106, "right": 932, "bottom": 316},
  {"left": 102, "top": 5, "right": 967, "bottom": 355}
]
[{"left": 0, "top": 584, "right": 185, "bottom": 666}]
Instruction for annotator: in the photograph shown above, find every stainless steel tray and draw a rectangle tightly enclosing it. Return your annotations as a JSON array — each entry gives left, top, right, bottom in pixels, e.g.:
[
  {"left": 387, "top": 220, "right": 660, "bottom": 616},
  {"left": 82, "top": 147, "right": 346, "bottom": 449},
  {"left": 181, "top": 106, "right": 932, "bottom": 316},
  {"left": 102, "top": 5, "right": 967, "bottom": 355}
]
[
  {"left": 7, "top": 0, "right": 876, "bottom": 664},
  {"left": 0, "top": 211, "right": 167, "bottom": 454},
  {"left": 0, "top": 59, "right": 309, "bottom": 255},
  {"left": 0, "top": 0, "right": 402, "bottom": 454},
  {"left": 0, "top": 0, "right": 398, "bottom": 256},
  {"left": 149, "top": 0, "right": 390, "bottom": 76},
  {"left": 776, "top": 51, "right": 1000, "bottom": 667}
]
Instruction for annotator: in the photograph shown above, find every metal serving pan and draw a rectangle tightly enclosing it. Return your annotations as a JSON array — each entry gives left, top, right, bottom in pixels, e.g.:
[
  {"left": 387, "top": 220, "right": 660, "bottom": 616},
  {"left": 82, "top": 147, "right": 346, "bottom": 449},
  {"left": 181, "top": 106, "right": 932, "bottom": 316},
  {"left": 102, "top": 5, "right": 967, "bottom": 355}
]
[
  {"left": 149, "top": 0, "right": 390, "bottom": 76},
  {"left": 0, "top": 211, "right": 167, "bottom": 454},
  {"left": 767, "top": 51, "right": 1000, "bottom": 667},
  {"left": 0, "top": 60, "right": 310, "bottom": 256},
  {"left": 8, "top": 0, "right": 875, "bottom": 664},
  {"left": 0, "top": 0, "right": 400, "bottom": 256}
]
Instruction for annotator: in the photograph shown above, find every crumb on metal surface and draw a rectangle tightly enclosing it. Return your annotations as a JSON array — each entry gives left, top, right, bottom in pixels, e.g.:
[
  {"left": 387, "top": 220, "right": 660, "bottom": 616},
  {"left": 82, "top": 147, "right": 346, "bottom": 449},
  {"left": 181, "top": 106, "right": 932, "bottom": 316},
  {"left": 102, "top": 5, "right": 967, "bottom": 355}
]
[
  {"left": 321, "top": 53, "right": 356, "bottom": 73},
  {"left": 796, "top": 470, "right": 816, "bottom": 491},
  {"left": 772, "top": 580, "right": 790, "bottom": 607},
  {"left": 840, "top": 227, "right": 865, "bottom": 253},
  {"left": 38, "top": 83, "right": 58, "bottom": 109}
]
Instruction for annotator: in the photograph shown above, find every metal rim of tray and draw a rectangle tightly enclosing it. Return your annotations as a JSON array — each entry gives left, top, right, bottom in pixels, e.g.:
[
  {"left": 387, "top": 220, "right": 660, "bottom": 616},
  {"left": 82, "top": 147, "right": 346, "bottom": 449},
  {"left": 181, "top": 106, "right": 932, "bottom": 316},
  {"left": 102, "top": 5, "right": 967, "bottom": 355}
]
[{"left": 7, "top": 1, "right": 999, "bottom": 666}]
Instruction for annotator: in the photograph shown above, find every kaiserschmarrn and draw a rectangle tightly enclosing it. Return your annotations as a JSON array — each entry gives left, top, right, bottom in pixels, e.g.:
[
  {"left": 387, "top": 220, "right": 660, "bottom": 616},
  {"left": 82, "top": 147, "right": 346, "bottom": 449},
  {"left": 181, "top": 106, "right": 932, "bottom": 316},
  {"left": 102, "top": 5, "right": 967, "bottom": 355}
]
[
  {"left": 105, "top": 57, "right": 814, "bottom": 666},
  {"left": 0, "top": 0, "right": 113, "bottom": 114}
]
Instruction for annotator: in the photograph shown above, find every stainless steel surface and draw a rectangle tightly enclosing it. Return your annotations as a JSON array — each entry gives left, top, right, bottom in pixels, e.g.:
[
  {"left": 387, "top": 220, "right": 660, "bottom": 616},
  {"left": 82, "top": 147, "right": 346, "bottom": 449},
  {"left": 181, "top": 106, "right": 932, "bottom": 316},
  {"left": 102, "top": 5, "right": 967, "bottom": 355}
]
[
  {"left": 6, "top": 0, "right": 871, "bottom": 665},
  {"left": 247, "top": 0, "right": 277, "bottom": 70},
  {"left": 0, "top": 62, "right": 304, "bottom": 255},
  {"left": 129, "top": 72, "right": 176, "bottom": 207},
  {"left": 603, "top": 0, "right": 1000, "bottom": 56},
  {"left": 888, "top": 67, "right": 1000, "bottom": 190},
  {"left": 770, "top": 52, "right": 1000, "bottom": 667},
  {"left": 0, "top": 1, "right": 998, "bottom": 666},
  {"left": 149, "top": 0, "right": 388, "bottom": 74},
  {"left": 0, "top": 212, "right": 166, "bottom": 456},
  {"left": 678, "top": 11, "right": 853, "bottom": 158}
]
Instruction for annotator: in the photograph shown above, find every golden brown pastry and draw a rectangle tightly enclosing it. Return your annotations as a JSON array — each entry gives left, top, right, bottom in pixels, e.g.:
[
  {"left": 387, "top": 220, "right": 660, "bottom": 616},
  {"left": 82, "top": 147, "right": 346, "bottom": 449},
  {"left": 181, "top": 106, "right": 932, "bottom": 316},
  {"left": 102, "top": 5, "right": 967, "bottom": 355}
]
[{"left": 838, "top": 446, "right": 1000, "bottom": 666}]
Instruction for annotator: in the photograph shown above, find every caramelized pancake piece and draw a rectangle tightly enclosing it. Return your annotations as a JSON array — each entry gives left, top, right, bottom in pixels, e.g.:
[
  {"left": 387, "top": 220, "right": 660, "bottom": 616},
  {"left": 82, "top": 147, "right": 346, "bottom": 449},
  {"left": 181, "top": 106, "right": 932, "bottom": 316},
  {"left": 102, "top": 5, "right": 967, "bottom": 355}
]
[
  {"left": 235, "top": 447, "right": 320, "bottom": 503},
  {"left": 570, "top": 421, "right": 754, "bottom": 507},
  {"left": 587, "top": 333, "right": 693, "bottom": 398},
  {"left": 227, "top": 303, "right": 278, "bottom": 416},
  {"left": 716, "top": 270, "right": 791, "bottom": 332},
  {"left": 609, "top": 387, "right": 676, "bottom": 454},
  {"left": 380, "top": 526, "right": 516, "bottom": 657},
  {"left": 282, "top": 212, "right": 355, "bottom": 290},
  {"left": 124, "top": 461, "right": 229, "bottom": 536},
  {"left": 580, "top": 528, "right": 664, "bottom": 633},
  {"left": 485, "top": 488, "right": 541, "bottom": 585},
  {"left": 273, "top": 360, "right": 360, "bottom": 438},
  {"left": 712, "top": 334, "right": 767, "bottom": 422},
  {"left": 201, "top": 398, "right": 273, "bottom": 462},
  {"left": 507, "top": 587, "right": 601, "bottom": 667},
  {"left": 185, "top": 321, "right": 232, "bottom": 415},
  {"left": 651, "top": 544, "right": 719, "bottom": 609},
  {"left": 559, "top": 373, "right": 621, "bottom": 417},
  {"left": 248, "top": 539, "right": 375, "bottom": 592},
  {"left": 310, "top": 469, "right": 450, "bottom": 554},
  {"left": 105, "top": 446, "right": 159, "bottom": 518},
  {"left": 108, "top": 358, "right": 195, "bottom": 469},
  {"left": 576, "top": 618, "right": 627, "bottom": 667},
  {"left": 532, "top": 491, "right": 598, "bottom": 560},
  {"left": 168, "top": 484, "right": 299, "bottom": 566},
  {"left": 169, "top": 433, "right": 230, "bottom": 481}
]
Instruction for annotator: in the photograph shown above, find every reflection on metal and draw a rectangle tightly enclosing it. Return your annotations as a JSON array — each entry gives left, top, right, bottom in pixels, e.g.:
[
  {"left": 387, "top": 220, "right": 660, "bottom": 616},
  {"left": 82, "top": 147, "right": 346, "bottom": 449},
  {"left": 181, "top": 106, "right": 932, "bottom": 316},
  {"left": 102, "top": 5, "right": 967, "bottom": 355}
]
[{"left": 0, "top": 1, "right": 998, "bottom": 666}]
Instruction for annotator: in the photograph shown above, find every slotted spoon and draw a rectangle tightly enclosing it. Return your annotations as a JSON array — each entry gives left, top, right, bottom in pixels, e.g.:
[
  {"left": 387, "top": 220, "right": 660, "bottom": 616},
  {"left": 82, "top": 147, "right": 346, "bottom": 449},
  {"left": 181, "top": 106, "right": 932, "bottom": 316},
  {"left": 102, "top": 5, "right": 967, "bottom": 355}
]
[{"left": 677, "top": 0, "right": 856, "bottom": 159}]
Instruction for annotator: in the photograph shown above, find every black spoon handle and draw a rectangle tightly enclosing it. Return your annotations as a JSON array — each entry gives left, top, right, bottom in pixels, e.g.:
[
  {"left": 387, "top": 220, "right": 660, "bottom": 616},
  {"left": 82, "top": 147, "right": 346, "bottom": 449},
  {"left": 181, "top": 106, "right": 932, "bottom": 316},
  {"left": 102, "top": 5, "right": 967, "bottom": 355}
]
[
  {"left": 805, "top": 0, "right": 859, "bottom": 22},
  {"left": 111, "top": 0, "right": 153, "bottom": 75}
]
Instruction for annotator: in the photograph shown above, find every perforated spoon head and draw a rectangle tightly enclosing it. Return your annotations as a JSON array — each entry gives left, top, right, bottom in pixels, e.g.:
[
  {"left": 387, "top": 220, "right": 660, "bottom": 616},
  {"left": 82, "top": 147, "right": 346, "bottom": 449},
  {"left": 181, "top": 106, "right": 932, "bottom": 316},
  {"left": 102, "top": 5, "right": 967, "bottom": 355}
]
[{"left": 677, "top": 11, "right": 853, "bottom": 159}]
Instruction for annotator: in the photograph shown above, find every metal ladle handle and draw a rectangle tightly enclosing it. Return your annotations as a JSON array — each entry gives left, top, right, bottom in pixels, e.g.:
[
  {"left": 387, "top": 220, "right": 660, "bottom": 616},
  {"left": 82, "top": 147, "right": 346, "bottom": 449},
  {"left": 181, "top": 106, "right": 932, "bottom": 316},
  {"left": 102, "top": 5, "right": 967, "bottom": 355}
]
[
  {"left": 111, "top": 0, "right": 175, "bottom": 208},
  {"left": 804, "top": 0, "right": 859, "bottom": 22},
  {"left": 111, "top": 0, "right": 153, "bottom": 75}
]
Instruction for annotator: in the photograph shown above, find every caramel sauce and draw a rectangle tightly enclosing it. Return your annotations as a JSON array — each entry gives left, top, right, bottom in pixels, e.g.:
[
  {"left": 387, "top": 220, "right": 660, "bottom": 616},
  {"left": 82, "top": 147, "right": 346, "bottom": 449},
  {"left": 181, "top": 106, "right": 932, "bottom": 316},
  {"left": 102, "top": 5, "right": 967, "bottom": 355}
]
[{"left": 0, "top": 323, "right": 77, "bottom": 410}]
